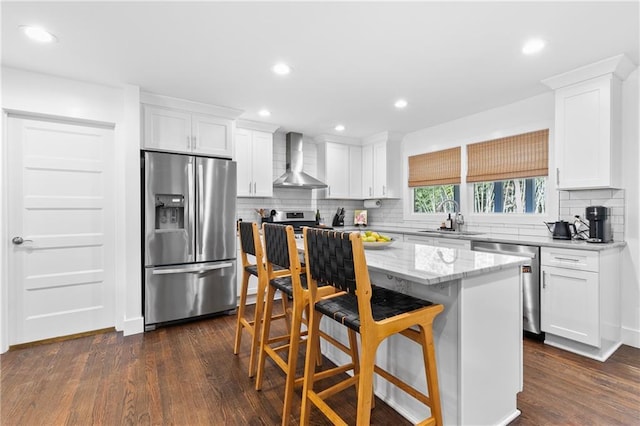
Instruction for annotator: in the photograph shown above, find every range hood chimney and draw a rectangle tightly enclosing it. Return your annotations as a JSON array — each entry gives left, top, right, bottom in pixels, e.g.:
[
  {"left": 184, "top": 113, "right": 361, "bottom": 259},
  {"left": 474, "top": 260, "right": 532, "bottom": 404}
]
[{"left": 273, "top": 132, "right": 328, "bottom": 189}]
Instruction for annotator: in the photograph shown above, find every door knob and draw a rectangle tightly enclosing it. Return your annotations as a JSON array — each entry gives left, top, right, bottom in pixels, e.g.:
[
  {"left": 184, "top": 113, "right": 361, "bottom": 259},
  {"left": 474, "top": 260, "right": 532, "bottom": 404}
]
[{"left": 12, "top": 236, "right": 33, "bottom": 245}]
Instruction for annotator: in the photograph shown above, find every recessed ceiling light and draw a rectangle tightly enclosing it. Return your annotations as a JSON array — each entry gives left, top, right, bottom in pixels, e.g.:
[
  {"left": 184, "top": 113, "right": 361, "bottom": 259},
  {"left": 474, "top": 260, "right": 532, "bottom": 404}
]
[
  {"left": 522, "top": 38, "right": 545, "bottom": 55},
  {"left": 19, "top": 25, "right": 57, "bottom": 43},
  {"left": 334, "top": 124, "right": 345, "bottom": 132},
  {"left": 394, "top": 99, "right": 408, "bottom": 109},
  {"left": 272, "top": 63, "right": 292, "bottom": 75},
  {"left": 258, "top": 109, "right": 271, "bottom": 117}
]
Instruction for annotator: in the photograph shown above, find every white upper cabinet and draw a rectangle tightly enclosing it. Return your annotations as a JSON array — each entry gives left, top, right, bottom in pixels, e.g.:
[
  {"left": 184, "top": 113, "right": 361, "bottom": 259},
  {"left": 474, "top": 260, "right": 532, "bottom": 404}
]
[
  {"left": 235, "top": 120, "right": 279, "bottom": 198},
  {"left": 317, "top": 136, "right": 363, "bottom": 199},
  {"left": 141, "top": 93, "right": 242, "bottom": 158},
  {"left": 143, "top": 106, "right": 192, "bottom": 153},
  {"left": 191, "top": 113, "right": 234, "bottom": 157},
  {"left": 542, "top": 54, "right": 636, "bottom": 189},
  {"left": 361, "top": 132, "right": 402, "bottom": 198}
]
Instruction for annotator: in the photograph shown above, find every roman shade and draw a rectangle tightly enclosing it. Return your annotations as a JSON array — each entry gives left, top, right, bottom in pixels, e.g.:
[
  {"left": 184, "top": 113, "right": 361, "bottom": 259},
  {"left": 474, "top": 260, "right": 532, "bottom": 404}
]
[
  {"left": 466, "top": 129, "right": 549, "bottom": 183},
  {"left": 408, "top": 146, "right": 461, "bottom": 187}
]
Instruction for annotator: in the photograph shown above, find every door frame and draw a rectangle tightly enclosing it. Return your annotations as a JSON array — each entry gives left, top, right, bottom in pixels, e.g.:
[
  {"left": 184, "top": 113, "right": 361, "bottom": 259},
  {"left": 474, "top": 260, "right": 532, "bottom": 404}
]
[{"left": 1, "top": 110, "right": 116, "bottom": 351}]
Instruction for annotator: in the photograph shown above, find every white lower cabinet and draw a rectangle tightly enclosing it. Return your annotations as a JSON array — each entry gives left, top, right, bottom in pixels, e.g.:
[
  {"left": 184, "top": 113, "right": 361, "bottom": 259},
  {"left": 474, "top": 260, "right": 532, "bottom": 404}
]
[
  {"left": 541, "top": 264, "right": 599, "bottom": 346},
  {"left": 540, "top": 246, "right": 621, "bottom": 361}
]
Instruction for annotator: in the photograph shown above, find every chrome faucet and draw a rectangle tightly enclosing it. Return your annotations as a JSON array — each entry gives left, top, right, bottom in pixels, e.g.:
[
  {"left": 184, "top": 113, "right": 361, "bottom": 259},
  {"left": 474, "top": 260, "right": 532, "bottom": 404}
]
[{"left": 437, "top": 199, "right": 464, "bottom": 230}]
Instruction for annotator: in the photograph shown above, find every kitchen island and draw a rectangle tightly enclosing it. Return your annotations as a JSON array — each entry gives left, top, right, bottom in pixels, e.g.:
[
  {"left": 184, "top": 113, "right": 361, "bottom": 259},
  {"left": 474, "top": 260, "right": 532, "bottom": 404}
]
[{"left": 298, "top": 238, "right": 528, "bottom": 425}]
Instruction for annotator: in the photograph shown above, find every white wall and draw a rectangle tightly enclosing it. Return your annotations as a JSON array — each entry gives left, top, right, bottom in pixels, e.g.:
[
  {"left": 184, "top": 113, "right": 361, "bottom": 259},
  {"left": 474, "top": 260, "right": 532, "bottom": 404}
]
[
  {"left": 621, "top": 69, "right": 639, "bottom": 347},
  {"left": 0, "top": 68, "right": 143, "bottom": 352}
]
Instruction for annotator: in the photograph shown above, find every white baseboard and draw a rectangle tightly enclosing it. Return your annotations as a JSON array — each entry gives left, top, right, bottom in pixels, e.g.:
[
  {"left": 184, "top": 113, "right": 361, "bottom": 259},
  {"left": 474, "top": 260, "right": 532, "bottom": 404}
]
[
  {"left": 122, "top": 316, "right": 144, "bottom": 336},
  {"left": 622, "top": 326, "right": 640, "bottom": 349}
]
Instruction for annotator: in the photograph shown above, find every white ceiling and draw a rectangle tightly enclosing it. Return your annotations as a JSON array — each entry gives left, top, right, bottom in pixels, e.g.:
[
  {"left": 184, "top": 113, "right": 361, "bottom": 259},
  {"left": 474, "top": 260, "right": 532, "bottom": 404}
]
[{"left": 2, "top": 1, "right": 638, "bottom": 139}]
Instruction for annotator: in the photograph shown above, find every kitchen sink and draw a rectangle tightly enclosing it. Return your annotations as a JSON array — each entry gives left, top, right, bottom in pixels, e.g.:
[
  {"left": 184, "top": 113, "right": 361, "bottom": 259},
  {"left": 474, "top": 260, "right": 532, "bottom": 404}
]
[{"left": 419, "top": 229, "right": 484, "bottom": 236}]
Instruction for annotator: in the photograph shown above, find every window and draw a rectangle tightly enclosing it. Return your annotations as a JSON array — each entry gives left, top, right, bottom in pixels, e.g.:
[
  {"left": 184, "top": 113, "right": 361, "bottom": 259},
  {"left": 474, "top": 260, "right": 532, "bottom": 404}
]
[
  {"left": 467, "top": 129, "right": 548, "bottom": 215},
  {"left": 414, "top": 185, "right": 460, "bottom": 213},
  {"left": 408, "top": 147, "right": 461, "bottom": 214},
  {"left": 473, "top": 177, "right": 546, "bottom": 213}
]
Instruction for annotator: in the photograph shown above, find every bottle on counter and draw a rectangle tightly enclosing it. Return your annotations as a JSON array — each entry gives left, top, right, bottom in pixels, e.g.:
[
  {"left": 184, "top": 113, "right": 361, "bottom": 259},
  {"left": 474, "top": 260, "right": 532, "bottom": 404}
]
[
  {"left": 445, "top": 213, "right": 453, "bottom": 229},
  {"left": 315, "top": 209, "right": 321, "bottom": 225}
]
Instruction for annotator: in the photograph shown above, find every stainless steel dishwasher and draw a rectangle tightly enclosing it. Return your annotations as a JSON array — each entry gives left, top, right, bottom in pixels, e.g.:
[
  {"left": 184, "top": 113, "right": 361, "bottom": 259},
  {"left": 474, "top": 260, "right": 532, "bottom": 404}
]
[{"left": 471, "top": 241, "right": 542, "bottom": 336}]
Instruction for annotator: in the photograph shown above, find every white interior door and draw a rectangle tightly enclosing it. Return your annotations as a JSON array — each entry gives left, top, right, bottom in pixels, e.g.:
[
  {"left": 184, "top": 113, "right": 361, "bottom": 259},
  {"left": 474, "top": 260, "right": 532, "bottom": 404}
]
[{"left": 7, "top": 116, "right": 115, "bottom": 345}]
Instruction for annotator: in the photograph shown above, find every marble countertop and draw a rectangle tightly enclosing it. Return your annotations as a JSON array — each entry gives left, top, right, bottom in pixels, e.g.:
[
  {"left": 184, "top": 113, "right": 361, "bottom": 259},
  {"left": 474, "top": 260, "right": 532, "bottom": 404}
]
[
  {"left": 339, "top": 226, "right": 626, "bottom": 251},
  {"left": 297, "top": 238, "right": 527, "bottom": 286}
]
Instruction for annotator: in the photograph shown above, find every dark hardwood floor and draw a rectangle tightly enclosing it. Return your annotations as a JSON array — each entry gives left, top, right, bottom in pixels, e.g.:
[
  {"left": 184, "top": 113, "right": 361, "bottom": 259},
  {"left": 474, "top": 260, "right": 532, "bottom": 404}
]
[{"left": 2, "top": 305, "right": 639, "bottom": 425}]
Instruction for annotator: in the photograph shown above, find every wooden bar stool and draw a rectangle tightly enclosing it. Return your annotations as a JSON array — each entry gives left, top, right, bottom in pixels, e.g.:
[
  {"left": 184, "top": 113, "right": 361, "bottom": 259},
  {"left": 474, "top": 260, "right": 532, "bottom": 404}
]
[
  {"left": 255, "top": 223, "right": 354, "bottom": 426},
  {"left": 233, "top": 221, "right": 287, "bottom": 377},
  {"left": 301, "top": 228, "right": 445, "bottom": 426}
]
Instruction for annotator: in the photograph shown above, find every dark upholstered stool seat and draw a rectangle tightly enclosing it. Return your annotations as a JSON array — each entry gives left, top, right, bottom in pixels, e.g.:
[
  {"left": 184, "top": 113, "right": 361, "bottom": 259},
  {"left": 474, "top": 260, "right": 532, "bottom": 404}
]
[
  {"left": 315, "top": 285, "right": 434, "bottom": 332},
  {"left": 244, "top": 264, "right": 260, "bottom": 277},
  {"left": 270, "top": 273, "right": 330, "bottom": 297},
  {"left": 246, "top": 263, "right": 285, "bottom": 277}
]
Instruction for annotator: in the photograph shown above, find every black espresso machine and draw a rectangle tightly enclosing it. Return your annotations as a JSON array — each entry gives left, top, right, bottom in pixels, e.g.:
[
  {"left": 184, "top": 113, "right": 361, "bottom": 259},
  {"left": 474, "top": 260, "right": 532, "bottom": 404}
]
[{"left": 585, "top": 205, "right": 612, "bottom": 243}]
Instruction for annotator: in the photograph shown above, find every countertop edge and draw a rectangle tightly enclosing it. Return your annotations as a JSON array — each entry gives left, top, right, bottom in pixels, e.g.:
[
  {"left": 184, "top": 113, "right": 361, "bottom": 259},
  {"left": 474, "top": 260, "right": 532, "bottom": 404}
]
[{"left": 339, "top": 226, "right": 626, "bottom": 251}]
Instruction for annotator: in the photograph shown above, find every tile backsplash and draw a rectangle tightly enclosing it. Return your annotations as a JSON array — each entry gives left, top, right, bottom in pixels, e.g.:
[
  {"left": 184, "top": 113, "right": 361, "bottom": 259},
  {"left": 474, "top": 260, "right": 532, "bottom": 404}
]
[{"left": 559, "top": 189, "right": 625, "bottom": 242}]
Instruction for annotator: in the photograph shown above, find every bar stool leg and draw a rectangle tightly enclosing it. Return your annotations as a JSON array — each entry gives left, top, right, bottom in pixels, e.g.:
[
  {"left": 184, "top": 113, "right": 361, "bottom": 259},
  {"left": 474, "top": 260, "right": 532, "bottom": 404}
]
[
  {"left": 300, "top": 310, "right": 323, "bottom": 425},
  {"left": 355, "top": 336, "right": 379, "bottom": 425},
  {"left": 233, "top": 269, "right": 250, "bottom": 355},
  {"left": 420, "top": 323, "right": 443, "bottom": 426},
  {"left": 247, "top": 274, "right": 267, "bottom": 378},
  {"left": 281, "top": 296, "right": 304, "bottom": 426},
  {"left": 255, "top": 283, "right": 277, "bottom": 391}
]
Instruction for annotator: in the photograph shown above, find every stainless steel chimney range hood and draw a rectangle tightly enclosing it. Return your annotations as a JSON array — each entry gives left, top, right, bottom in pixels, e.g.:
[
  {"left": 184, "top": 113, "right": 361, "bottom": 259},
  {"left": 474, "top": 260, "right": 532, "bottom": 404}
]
[{"left": 273, "top": 132, "right": 328, "bottom": 189}]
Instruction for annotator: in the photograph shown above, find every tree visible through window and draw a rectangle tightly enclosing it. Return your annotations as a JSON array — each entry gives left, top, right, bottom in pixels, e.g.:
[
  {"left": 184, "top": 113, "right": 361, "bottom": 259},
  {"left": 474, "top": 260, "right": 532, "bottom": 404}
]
[
  {"left": 473, "top": 177, "right": 546, "bottom": 213},
  {"left": 414, "top": 185, "right": 460, "bottom": 213}
]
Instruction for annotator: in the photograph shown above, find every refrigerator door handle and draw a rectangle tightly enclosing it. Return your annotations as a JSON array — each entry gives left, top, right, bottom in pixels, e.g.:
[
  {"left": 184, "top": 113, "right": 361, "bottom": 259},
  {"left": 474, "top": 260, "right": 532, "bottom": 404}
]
[
  {"left": 152, "top": 262, "right": 234, "bottom": 275},
  {"left": 198, "top": 163, "right": 204, "bottom": 255},
  {"left": 187, "top": 160, "right": 194, "bottom": 258}
]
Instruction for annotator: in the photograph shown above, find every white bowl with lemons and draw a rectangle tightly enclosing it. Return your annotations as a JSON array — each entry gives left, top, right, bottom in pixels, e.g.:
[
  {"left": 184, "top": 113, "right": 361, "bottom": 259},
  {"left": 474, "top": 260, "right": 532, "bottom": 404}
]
[{"left": 360, "top": 231, "right": 395, "bottom": 249}]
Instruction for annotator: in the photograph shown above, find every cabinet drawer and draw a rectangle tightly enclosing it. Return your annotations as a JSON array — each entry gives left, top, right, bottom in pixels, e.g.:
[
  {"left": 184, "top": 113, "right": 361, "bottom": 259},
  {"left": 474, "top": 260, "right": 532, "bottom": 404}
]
[
  {"left": 541, "top": 247, "right": 598, "bottom": 272},
  {"left": 403, "top": 235, "right": 433, "bottom": 245},
  {"left": 432, "top": 237, "right": 471, "bottom": 250}
]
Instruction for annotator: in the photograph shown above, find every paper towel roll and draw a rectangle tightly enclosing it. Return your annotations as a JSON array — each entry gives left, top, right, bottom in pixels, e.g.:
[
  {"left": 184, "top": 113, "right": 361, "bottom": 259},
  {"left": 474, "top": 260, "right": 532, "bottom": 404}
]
[{"left": 363, "top": 199, "right": 381, "bottom": 208}]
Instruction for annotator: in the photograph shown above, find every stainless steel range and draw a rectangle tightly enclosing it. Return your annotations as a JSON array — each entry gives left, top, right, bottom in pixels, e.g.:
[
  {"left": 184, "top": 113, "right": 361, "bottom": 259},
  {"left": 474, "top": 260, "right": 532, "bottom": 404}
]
[{"left": 267, "top": 210, "right": 329, "bottom": 235}]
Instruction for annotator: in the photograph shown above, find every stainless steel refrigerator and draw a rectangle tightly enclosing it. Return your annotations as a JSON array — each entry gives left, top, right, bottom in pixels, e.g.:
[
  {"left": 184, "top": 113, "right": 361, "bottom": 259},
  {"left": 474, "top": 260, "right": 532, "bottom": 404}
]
[{"left": 143, "top": 151, "right": 237, "bottom": 329}]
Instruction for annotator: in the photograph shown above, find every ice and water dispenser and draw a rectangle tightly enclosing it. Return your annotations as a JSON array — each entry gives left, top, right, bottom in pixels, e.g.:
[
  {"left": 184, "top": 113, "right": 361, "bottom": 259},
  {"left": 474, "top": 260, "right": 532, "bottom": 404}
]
[{"left": 155, "top": 194, "right": 185, "bottom": 230}]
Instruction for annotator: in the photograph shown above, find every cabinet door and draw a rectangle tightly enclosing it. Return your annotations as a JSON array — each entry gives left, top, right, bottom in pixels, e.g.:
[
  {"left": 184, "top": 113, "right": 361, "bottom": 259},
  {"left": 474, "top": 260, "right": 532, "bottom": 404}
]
[
  {"left": 192, "top": 113, "right": 233, "bottom": 158},
  {"left": 362, "top": 144, "right": 374, "bottom": 198},
  {"left": 325, "top": 143, "right": 350, "bottom": 199},
  {"left": 143, "top": 106, "right": 191, "bottom": 153},
  {"left": 235, "top": 128, "right": 253, "bottom": 196},
  {"left": 251, "top": 131, "right": 273, "bottom": 197},
  {"left": 349, "top": 145, "right": 363, "bottom": 198},
  {"left": 555, "top": 76, "right": 615, "bottom": 189},
  {"left": 541, "top": 265, "right": 599, "bottom": 346},
  {"left": 372, "top": 142, "right": 388, "bottom": 197}
]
